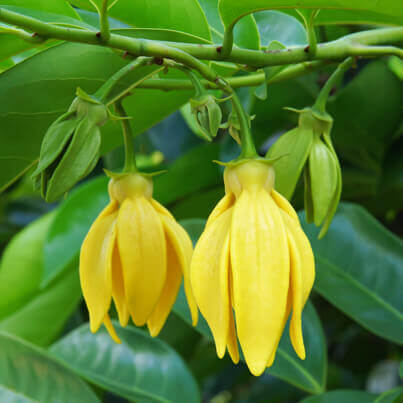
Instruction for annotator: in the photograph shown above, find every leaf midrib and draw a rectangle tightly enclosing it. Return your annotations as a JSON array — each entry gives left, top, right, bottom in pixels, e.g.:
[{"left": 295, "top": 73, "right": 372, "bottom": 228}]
[{"left": 316, "top": 254, "right": 403, "bottom": 321}]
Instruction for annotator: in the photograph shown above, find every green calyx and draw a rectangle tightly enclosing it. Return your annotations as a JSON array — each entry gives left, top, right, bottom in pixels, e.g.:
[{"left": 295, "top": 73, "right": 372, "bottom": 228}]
[
  {"left": 214, "top": 154, "right": 283, "bottom": 168},
  {"left": 190, "top": 94, "right": 223, "bottom": 141},
  {"left": 31, "top": 89, "right": 110, "bottom": 202}
]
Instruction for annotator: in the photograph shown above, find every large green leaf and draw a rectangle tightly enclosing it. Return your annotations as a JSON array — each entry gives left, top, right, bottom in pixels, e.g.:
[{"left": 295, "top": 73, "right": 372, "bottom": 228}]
[
  {"left": 0, "top": 207, "right": 81, "bottom": 346},
  {"left": 301, "top": 203, "right": 403, "bottom": 345},
  {"left": 328, "top": 60, "right": 402, "bottom": 171},
  {"left": 49, "top": 323, "right": 200, "bottom": 403},
  {"left": 0, "top": 212, "right": 54, "bottom": 319},
  {"left": 374, "top": 387, "right": 403, "bottom": 403},
  {"left": 71, "top": 0, "right": 211, "bottom": 41},
  {"left": 218, "top": 0, "right": 403, "bottom": 30},
  {"left": 176, "top": 219, "right": 327, "bottom": 394},
  {"left": 0, "top": 0, "right": 78, "bottom": 17},
  {"left": 0, "top": 331, "right": 100, "bottom": 403},
  {"left": 254, "top": 10, "right": 306, "bottom": 47},
  {"left": 0, "top": 41, "right": 192, "bottom": 191},
  {"left": 301, "top": 390, "right": 376, "bottom": 403},
  {"left": 0, "top": 261, "right": 81, "bottom": 346}
]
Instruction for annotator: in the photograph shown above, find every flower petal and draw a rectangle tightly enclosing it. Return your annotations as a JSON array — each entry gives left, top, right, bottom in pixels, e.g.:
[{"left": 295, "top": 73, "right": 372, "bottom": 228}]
[
  {"left": 79, "top": 202, "right": 118, "bottom": 333},
  {"left": 191, "top": 209, "right": 232, "bottom": 358},
  {"left": 159, "top": 213, "right": 198, "bottom": 326},
  {"left": 103, "top": 313, "right": 121, "bottom": 344},
  {"left": 206, "top": 193, "right": 235, "bottom": 227},
  {"left": 231, "top": 189, "right": 289, "bottom": 376},
  {"left": 282, "top": 211, "right": 315, "bottom": 306},
  {"left": 147, "top": 235, "right": 182, "bottom": 337},
  {"left": 281, "top": 212, "right": 305, "bottom": 359},
  {"left": 112, "top": 245, "right": 129, "bottom": 327},
  {"left": 117, "top": 197, "right": 166, "bottom": 326},
  {"left": 227, "top": 309, "right": 239, "bottom": 364},
  {"left": 272, "top": 190, "right": 299, "bottom": 222}
]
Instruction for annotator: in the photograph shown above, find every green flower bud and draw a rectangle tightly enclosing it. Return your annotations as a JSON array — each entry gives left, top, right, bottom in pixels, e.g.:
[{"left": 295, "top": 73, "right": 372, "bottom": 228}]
[
  {"left": 266, "top": 106, "right": 341, "bottom": 237},
  {"left": 190, "top": 94, "right": 222, "bottom": 141},
  {"left": 223, "top": 111, "right": 254, "bottom": 145},
  {"left": 32, "top": 89, "right": 109, "bottom": 202}
]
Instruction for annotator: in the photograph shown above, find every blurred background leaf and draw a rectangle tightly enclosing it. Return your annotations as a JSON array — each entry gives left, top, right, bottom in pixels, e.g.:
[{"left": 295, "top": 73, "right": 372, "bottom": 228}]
[
  {"left": 0, "top": 331, "right": 100, "bottom": 402},
  {"left": 49, "top": 323, "right": 201, "bottom": 403}
]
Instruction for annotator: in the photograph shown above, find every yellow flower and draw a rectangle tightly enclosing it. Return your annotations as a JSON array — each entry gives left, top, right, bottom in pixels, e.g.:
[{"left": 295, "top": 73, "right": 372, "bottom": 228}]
[
  {"left": 80, "top": 173, "right": 198, "bottom": 342},
  {"left": 190, "top": 160, "right": 315, "bottom": 376}
]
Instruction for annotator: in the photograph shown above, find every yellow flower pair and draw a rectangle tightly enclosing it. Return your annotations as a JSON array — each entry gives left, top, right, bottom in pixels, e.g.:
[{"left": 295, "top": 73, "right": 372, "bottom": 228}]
[{"left": 80, "top": 160, "right": 315, "bottom": 376}]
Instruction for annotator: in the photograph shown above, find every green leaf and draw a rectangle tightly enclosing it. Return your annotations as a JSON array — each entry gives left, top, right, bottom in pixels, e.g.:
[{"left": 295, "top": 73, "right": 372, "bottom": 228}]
[
  {"left": 269, "top": 302, "right": 327, "bottom": 394},
  {"left": 198, "top": 0, "right": 260, "bottom": 49},
  {"left": 254, "top": 10, "right": 306, "bottom": 47},
  {"left": 1, "top": 0, "right": 78, "bottom": 17},
  {"left": 49, "top": 323, "right": 201, "bottom": 403},
  {"left": 176, "top": 218, "right": 327, "bottom": 394},
  {"left": 328, "top": 60, "right": 402, "bottom": 170},
  {"left": 218, "top": 0, "right": 403, "bottom": 30},
  {"left": 0, "top": 260, "right": 81, "bottom": 346},
  {"left": 0, "top": 41, "right": 192, "bottom": 192},
  {"left": 301, "top": 390, "right": 376, "bottom": 403},
  {"left": 301, "top": 203, "right": 403, "bottom": 345},
  {"left": 72, "top": 0, "right": 212, "bottom": 41},
  {"left": 0, "top": 331, "right": 100, "bottom": 403},
  {"left": 0, "top": 207, "right": 81, "bottom": 346},
  {"left": 374, "top": 387, "right": 403, "bottom": 403},
  {"left": 0, "top": 212, "right": 54, "bottom": 319}
]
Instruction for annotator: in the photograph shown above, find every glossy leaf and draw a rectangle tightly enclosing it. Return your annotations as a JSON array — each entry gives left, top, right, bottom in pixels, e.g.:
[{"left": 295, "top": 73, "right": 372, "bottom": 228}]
[
  {"left": 1, "top": 0, "right": 78, "bottom": 17},
  {"left": 0, "top": 331, "right": 100, "bottom": 403},
  {"left": 254, "top": 10, "right": 306, "bottom": 47},
  {"left": 301, "top": 390, "right": 376, "bottom": 403},
  {"left": 71, "top": 0, "right": 211, "bottom": 41},
  {"left": 218, "top": 0, "right": 403, "bottom": 30},
  {"left": 328, "top": 60, "right": 402, "bottom": 170},
  {"left": 0, "top": 212, "right": 54, "bottom": 319},
  {"left": 301, "top": 203, "right": 403, "bottom": 345},
  {"left": 176, "top": 219, "right": 327, "bottom": 394},
  {"left": 0, "top": 261, "right": 81, "bottom": 346},
  {"left": 49, "top": 323, "right": 200, "bottom": 403},
  {"left": 0, "top": 41, "right": 192, "bottom": 191},
  {"left": 374, "top": 387, "right": 403, "bottom": 403}
]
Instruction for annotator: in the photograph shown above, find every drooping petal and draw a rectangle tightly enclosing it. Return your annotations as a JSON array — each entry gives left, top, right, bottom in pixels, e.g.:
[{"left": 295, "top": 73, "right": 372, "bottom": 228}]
[
  {"left": 226, "top": 255, "right": 239, "bottom": 363},
  {"left": 191, "top": 209, "right": 232, "bottom": 358},
  {"left": 231, "top": 189, "right": 289, "bottom": 376},
  {"left": 266, "top": 286, "right": 293, "bottom": 368},
  {"left": 227, "top": 309, "right": 239, "bottom": 364},
  {"left": 150, "top": 199, "right": 174, "bottom": 219},
  {"left": 272, "top": 190, "right": 299, "bottom": 222},
  {"left": 103, "top": 313, "right": 121, "bottom": 343},
  {"left": 147, "top": 234, "right": 182, "bottom": 337},
  {"left": 117, "top": 197, "right": 167, "bottom": 326},
  {"left": 112, "top": 245, "right": 129, "bottom": 327},
  {"left": 80, "top": 202, "right": 118, "bottom": 333},
  {"left": 281, "top": 212, "right": 305, "bottom": 359},
  {"left": 205, "top": 193, "right": 235, "bottom": 227},
  {"left": 282, "top": 211, "right": 315, "bottom": 306},
  {"left": 159, "top": 213, "right": 198, "bottom": 326}
]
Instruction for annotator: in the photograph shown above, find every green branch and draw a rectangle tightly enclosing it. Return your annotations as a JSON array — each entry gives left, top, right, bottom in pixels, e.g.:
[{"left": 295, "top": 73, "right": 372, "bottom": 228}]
[
  {"left": 313, "top": 57, "right": 354, "bottom": 113},
  {"left": 0, "top": 7, "right": 401, "bottom": 69}
]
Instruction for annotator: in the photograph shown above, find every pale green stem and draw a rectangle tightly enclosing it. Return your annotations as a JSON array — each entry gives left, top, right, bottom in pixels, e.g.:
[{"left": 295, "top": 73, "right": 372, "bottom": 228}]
[
  {"left": 114, "top": 101, "right": 137, "bottom": 173},
  {"left": 314, "top": 57, "right": 354, "bottom": 113}
]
